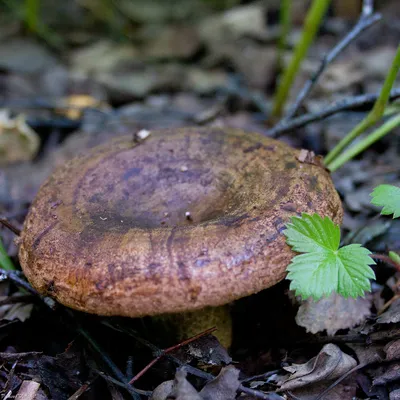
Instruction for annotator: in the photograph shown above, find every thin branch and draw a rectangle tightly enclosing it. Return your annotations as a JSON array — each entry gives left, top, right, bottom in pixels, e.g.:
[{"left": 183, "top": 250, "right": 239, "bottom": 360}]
[
  {"left": 0, "top": 220, "right": 21, "bottom": 236},
  {"left": 0, "top": 351, "right": 42, "bottom": 361},
  {"left": 78, "top": 327, "right": 141, "bottom": 400},
  {"left": 128, "top": 327, "right": 217, "bottom": 384},
  {"left": 271, "top": 0, "right": 331, "bottom": 119},
  {"left": 268, "top": 88, "right": 400, "bottom": 137},
  {"left": 0, "top": 268, "right": 39, "bottom": 295},
  {"left": 241, "top": 370, "right": 280, "bottom": 384},
  {"left": 325, "top": 44, "right": 400, "bottom": 167},
  {"left": 371, "top": 253, "right": 400, "bottom": 270},
  {"left": 283, "top": 3, "right": 381, "bottom": 121},
  {"left": 93, "top": 370, "right": 152, "bottom": 397},
  {"left": 103, "top": 321, "right": 282, "bottom": 400},
  {"left": 313, "top": 353, "right": 390, "bottom": 400},
  {"left": 362, "top": 0, "right": 374, "bottom": 16}
]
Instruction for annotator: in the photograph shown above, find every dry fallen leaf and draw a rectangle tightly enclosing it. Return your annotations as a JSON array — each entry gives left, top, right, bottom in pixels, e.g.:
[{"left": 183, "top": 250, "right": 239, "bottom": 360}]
[
  {"left": 150, "top": 380, "right": 174, "bottom": 400},
  {"left": 296, "top": 292, "right": 371, "bottom": 335},
  {"left": 170, "top": 369, "right": 203, "bottom": 400},
  {"left": 151, "top": 366, "right": 240, "bottom": 400},
  {"left": 0, "top": 293, "right": 34, "bottom": 323},
  {"left": 0, "top": 110, "right": 40, "bottom": 165},
  {"left": 15, "top": 380, "right": 40, "bottom": 400},
  {"left": 280, "top": 343, "right": 357, "bottom": 391},
  {"left": 377, "top": 297, "right": 400, "bottom": 324},
  {"left": 199, "top": 365, "right": 240, "bottom": 400},
  {"left": 384, "top": 339, "right": 400, "bottom": 361}
]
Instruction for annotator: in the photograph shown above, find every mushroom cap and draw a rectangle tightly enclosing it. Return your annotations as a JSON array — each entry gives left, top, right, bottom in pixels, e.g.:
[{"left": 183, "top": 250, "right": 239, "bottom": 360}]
[{"left": 19, "top": 127, "right": 343, "bottom": 317}]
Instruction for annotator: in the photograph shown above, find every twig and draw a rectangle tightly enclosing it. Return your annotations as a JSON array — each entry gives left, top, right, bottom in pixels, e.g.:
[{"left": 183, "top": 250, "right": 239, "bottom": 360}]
[
  {"left": 313, "top": 353, "right": 386, "bottom": 400},
  {"left": 325, "top": 44, "right": 400, "bottom": 167},
  {"left": 271, "top": 0, "right": 331, "bottom": 118},
  {"left": 128, "top": 327, "right": 217, "bottom": 384},
  {"left": 0, "top": 219, "right": 21, "bottom": 236},
  {"left": 371, "top": 253, "right": 400, "bottom": 270},
  {"left": 4, "top": 360, "right": 18, "bottom": 396},
  {"left": 241, "top": 369, "right": 280, "bottom": 384},
  {"left": 0, "top": 351, "right": 42, "bottom": 361},
  {"left": 268, "top": 88, "right": 400, "bottom": 137},
  {"left": 102, "top": 320, "right": 214, "bottom": 380},
  {"left": 103, "top": 321, "right": 283, "bottom": 400},
  {"left": 77, "top": 326, "right": 141, "bottom": 400},
  {"left": 0, "top": 268, "right": 39, "bottom": 295},
  {"left": 362, "top": 0, "right": 373, "bottom": 16},
  {"left": 239, "top": 385, "right": 283, "bottom": 400},
  {"left": 94, "top": 370, "right": 152, "bottom": 396},
  {"left": 67, "top": 380, "right": 94, "bottom": 400},
  {"left": 378, "top": 294, "right": 400, "bottom": 315},
  {"left": 283, "top": 1, "right": 381, "bottom": 121},
  {"left": 312, "top": 363, "right": 367, "bottom": 400}
]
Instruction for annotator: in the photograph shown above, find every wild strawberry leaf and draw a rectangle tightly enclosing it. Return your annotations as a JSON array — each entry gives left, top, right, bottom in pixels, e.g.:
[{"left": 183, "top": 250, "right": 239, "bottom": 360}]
[
  {"left": 284, "top": 213, "right": 376, "bottom": 300},
  {"left": 370, "top": 184, "right": 400, "bottom": 218}
]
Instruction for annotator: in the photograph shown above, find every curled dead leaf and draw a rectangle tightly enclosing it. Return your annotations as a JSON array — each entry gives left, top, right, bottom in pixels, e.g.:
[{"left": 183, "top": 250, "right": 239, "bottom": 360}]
[{"left": 280, "top": 344, "right": 357, "bottom": 391}]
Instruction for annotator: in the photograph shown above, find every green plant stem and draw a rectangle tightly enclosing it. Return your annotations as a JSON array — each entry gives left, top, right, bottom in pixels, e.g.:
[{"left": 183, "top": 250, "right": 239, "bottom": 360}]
[
  {"left": 25, "top": 0, "right": 39, "bottom": 33},
  {"left": 278, "top": 0, "right": 291, "bottom": 73},
  {"left": 271, "top": 0, "right": 331, "bottom": 119},
  {"left": 328, "top": 112, "right": 400, "bottom": 172},
  {"left": 325, "top": 44, "right": 400, "bottom": 166},
  {"left": 0, "top": 238, "right": 16, "bottom": 271}
]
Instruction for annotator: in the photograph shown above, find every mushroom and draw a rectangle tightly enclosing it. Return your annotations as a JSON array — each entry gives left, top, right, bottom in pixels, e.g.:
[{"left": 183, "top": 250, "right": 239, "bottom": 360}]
[{"left": 18, "top": 127, "right": 342, "bottom": 347}]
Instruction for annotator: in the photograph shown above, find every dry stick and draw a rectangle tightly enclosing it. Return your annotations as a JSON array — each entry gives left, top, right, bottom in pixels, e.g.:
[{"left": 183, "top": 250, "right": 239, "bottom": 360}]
[
  {"left": 128, "top": 327, "right": 217, "bottom": 384},
  {"left": 283, "top": 1, "right": 381, "bottom": 121},
  {"left": 313, "top": 353, "right": 385, "bottom": 400},
  {"left": 0, "top": 351, "right": 42, "bottom": 362},
  {"left": 0, "top": 267, "right": 39, "bottom": 296},
  {"left": 378, "top": 294, "right": 400, "bottom": 315},
  {"left": 268, "top": 87, "right": 400, "bottom": 137},
  {"left": 104, "top": 322, "right": 281, "bottom": 400},
  {"left": 313, "top": 363, "right": 368, "bottom": 400},
  {"left": 0, "top": 273, "right": 138, "bottom": 400},
  {"left": 77, "top": 326, "right": 142, "bottom": 400},
  {"left": 241, "top": 369, "right": 280, "bottom": 384},
  {"left": 0, "top": 269, "right": 278, "bottom": 399},
  {"left": 93, "top": 370, "right": 151, "bottom": 397},
  {"left": 102, "top": 321, "right": 215, "bottom": 381},
  {"left": 371, "top": 253, "right": 400, "bottom": 270},
  {"left": 325, "top": 44, "right": 400, "bottom": 167},
  {"left": 67, "top": 380, "right": 94, "bottom": 400},
  {"left": 0, "top": 219, "right": 21, "bottom": 236}
]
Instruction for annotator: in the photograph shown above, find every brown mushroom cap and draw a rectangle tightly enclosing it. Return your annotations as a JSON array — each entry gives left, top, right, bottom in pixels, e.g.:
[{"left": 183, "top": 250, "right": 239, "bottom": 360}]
[{"left": 19, "top": 127, "right": 343, "bottom": 317}]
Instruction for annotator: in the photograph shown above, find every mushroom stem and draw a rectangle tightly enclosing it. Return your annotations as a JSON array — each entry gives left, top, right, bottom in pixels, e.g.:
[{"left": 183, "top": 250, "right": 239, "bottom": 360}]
[{"left": 159, "top": 305, "right": 232, "bottom": 349}]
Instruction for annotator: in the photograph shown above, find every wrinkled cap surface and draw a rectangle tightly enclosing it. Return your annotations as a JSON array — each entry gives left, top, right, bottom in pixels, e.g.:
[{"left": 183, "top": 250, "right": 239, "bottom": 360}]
[{"left": 19, "top": 127, "right": 343, "bottom": 316}]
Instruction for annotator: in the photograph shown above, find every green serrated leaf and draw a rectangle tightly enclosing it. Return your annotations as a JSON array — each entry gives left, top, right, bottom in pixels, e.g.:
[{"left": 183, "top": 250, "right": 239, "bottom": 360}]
[
  {"left": 389, "top": 251, "right": 400, "bottom": 265},
  {"left": 370, "top": 184, "right": 400, "bottom": 218},
  {"left": 284, "top": 213, "right": 340, "bottom": 253},
  {"left": 284, "top": 213, "right": 376, "bottom": 301}
]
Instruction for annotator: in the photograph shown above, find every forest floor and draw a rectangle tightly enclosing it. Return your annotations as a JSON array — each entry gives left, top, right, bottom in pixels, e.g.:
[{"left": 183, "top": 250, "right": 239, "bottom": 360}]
[{"left": 0, "top": 1, "right": 400, "bottom": 399}]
